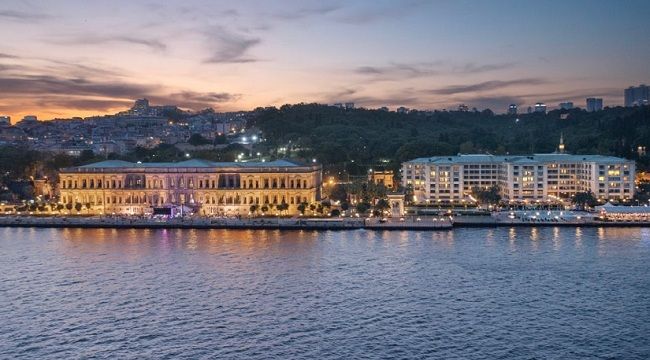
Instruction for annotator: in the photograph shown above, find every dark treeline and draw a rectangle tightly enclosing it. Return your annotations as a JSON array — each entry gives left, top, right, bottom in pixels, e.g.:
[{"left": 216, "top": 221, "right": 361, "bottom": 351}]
[{"left": 250, "top": 104, "right": 650, "bottom": 175}]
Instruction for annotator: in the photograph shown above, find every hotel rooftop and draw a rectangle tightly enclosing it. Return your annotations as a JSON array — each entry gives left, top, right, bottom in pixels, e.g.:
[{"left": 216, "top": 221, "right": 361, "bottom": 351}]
[{"left": 407, "top": 153, "right": 630, "bottom": 165}]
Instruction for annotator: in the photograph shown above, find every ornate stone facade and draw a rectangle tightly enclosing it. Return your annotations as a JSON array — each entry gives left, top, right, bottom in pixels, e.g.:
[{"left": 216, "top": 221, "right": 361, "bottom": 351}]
[{"left": 58, "top": 159, "right": 322, "bottom": 216}]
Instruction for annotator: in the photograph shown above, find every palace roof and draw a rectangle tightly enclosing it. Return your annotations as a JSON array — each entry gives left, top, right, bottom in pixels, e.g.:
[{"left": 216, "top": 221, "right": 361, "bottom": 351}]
[{"left": 62, "top": 159, "right": 315, "bottom": 172}]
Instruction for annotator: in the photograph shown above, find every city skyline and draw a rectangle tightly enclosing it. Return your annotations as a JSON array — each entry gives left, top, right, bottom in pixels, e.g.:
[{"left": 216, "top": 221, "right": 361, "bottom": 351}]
[{"left": 1, "top": 0, "right": 649, "bottom": 120}]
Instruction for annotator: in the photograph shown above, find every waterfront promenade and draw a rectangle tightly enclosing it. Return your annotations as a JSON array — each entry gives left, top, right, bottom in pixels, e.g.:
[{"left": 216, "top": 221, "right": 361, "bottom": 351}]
[
  {"left": 1, "top": 212, "right": 650, "bottom": 230},
  {"left": 0, "top": 215, "right": 450, "bottom": 231}
]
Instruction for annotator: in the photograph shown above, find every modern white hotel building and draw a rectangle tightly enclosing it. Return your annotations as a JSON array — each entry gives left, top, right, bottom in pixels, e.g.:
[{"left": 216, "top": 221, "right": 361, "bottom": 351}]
[{"left": 402, "top": 145, "right": 635, "bottom": 204}]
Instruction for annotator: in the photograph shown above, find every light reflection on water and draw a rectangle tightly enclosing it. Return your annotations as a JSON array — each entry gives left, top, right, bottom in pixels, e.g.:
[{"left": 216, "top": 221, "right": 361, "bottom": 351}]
[
  {"left": 1, "top": 226, "right": 650, "bottom": 359},
  {"left": 552, "top": 227, "right": 561, "bottom": 251}
]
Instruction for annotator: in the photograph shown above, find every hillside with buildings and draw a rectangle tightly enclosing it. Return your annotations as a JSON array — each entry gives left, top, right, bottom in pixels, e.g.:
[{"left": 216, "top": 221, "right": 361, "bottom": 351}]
[{"left": 0, "top": 99, "right": 649, "bottom": 206}]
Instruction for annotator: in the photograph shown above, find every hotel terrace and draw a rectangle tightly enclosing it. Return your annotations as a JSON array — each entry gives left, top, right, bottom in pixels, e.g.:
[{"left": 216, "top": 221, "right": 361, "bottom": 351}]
[
  {"left": 402, "top": 153, "right": 635, "bottom": 205},
  {"left": 58, "top": 159, "right": 322, "bottom": 216}
]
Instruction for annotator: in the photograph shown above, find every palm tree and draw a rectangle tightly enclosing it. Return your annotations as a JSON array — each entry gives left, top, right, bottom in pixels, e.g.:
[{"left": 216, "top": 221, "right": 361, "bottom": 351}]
[
  {"left": 297, "top": 202, "right": 308, "bottom": 215},
  {"left": 277, "top": 202, "right": 289, "bottom": 215}
]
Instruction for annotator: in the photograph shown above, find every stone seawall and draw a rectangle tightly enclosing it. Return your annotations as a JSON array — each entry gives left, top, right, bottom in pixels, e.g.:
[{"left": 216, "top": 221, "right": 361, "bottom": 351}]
[{"left": 1, "top": 216, "right": 648, "bottom": 230}]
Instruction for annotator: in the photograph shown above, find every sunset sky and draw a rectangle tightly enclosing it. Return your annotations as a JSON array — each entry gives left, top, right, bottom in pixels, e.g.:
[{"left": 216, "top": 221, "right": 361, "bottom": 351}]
[{"left": 1, "top": 0, "right": 649, "bottom": 120}]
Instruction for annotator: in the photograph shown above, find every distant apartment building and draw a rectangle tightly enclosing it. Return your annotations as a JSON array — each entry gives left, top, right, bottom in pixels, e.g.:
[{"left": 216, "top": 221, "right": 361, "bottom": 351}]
[
  {"left": 534, "top": 103, "right": 547, "bottom": 113},
  {"left": 586, "top": 98, "right": 603, "bottom": 112},
  {"left": 402, "top": 144, "right": 635, "bottom": 203},
  {"left": 624, "top": 84, "right": 649, "bottom": 107},
  {"left": 368, "top": 170, "right": 395, "bottom": 190},
  {"left": 332, "top": 103, "right": 354, "bottom": 109},
  {"left": 132, "top": 98, "right": 150, "bottom": 114},
  {"left": 507, "top": 104, "right": 517, "bottom": 115},
  {"left": 559, "top": 102, "right": 574, "bottom": 110}
]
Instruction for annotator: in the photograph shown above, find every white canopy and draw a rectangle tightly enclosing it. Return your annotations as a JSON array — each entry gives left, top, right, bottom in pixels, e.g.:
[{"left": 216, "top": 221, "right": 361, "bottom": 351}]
[{"left": 596, "top": 203, "right": 650, "bottom": 214}]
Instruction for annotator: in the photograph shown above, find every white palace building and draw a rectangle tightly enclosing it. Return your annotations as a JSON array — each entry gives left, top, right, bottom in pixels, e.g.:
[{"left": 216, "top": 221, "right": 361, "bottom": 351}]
[
  {"left": 58, "top": 159, "right": 322, "bottom": 216},
  {"left": 402, "top": 140, "right": 635, "bottom": 204}
]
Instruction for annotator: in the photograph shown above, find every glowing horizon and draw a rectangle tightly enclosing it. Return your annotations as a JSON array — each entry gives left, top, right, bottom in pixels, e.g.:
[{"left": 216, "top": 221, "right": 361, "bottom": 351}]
[{"left": 1, "top": 0, "right": 649, "bottom": 121}]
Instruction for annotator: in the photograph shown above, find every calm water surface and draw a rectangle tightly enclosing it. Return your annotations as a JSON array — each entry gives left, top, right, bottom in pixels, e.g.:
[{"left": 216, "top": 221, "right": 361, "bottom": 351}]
[{"left": 1, "top": 227, "right": 650, "bottom": 359}]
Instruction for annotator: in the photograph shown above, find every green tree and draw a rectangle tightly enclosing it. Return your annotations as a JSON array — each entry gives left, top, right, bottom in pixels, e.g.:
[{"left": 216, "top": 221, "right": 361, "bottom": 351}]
[
  {"left": 355, "top": 202, "right": 371, "bottom": 214},
  {"left": 188, "top": 133, "right": 212, "bottom": 146},
  {"left": 572, "top": 191, "right": 598, "bottom": 210},
  {"left": 329, "top": 184, "right": 348, "bottom": 202},
  {"left": 74, "top": 203, "right": 82, "bottom": 213},
  {"left": 374, "top": 198, "right": 391, "bottom": 214},
  {"left": 472, "top": 185, "right": 501, "bottom": 206}
]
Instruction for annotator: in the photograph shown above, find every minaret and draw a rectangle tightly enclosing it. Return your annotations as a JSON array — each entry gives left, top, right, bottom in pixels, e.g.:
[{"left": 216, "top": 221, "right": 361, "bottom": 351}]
[{"left": 558, "top": 133, "right": 565, "bottom": 154}]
